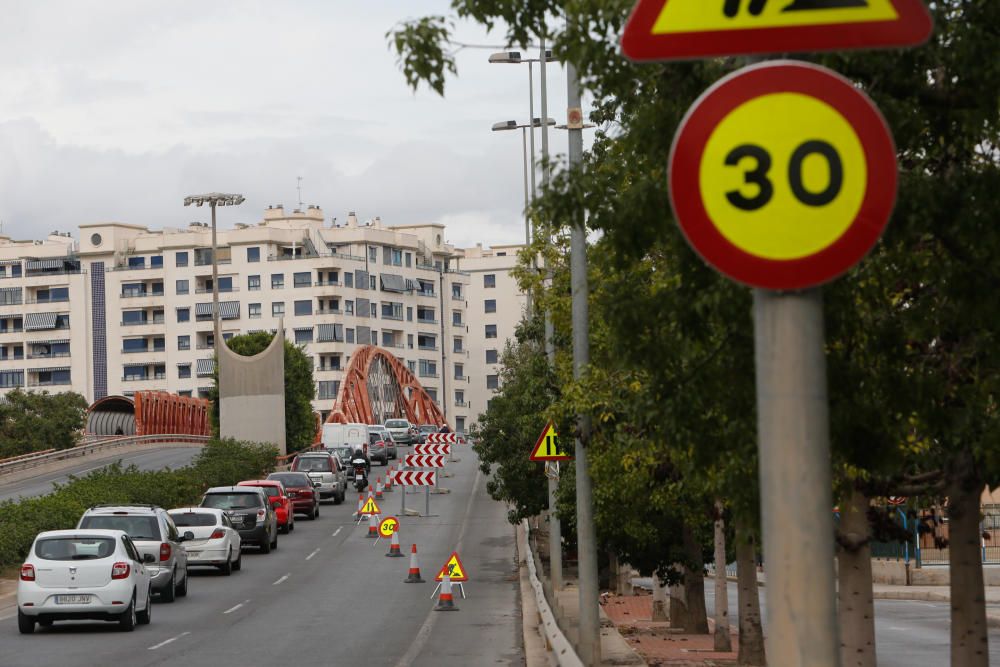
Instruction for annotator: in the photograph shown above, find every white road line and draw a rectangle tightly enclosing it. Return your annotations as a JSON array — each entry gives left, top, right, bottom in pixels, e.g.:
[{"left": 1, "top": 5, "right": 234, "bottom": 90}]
[
  {"left": 222, "top": 600, "right": 250, "bottom": 614},
  {"left": 306, "top": 548, "right": 321, "bottom": 561},
  {"left": 0, "top": 614, "right": 13, "bottom": 621},
  {"left": 272, "top": 573, "right": 290, "bottom": 585},
  {"left": 148, "top": 631, "right": 191, "bottom": 650},
  {"left": 332, "top": 527, "right": 342, "bottom": 537},
  {"left": 888, "top": 626, "right": 908, "bottom": 631}
]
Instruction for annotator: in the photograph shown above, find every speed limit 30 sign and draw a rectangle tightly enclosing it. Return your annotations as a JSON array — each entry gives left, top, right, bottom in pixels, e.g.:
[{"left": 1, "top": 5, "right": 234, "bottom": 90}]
[{"left": 669, "top": 60, "right": 897, "bottom": 290}]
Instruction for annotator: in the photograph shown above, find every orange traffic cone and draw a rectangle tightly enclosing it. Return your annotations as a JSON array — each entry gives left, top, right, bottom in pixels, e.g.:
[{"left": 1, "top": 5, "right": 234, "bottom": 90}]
[
  {"left": 375, "top": 478, "right": 384, "bottom": 500},
  {"left": 366, "top": 512, "right": 378, "bottom": 538},
  {"left": 385, "top": 468, "right": 394, "bottom": 492},
  {"left": 386, "top": 530, "right": 403, "bottom": 557},
  {"left": 355, "top": 493, "right": 364, "bottom": 518},
  {"left": 434, "top": 574, "right": 459, "bottom": 611},
  {"left": 405, "top": 544, "right": 425, "bottom": 583}
]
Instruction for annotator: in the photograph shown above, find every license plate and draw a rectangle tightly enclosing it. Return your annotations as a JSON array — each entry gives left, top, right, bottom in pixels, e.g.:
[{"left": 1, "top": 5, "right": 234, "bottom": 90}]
[
  {"left": 55, "top": 595, "right": 91, "bottom": 605},
  {"left": 231, "top": 513, "right": 245, "bottom": 521},
  {"left": 355, "top": 474, "right": 364, "bottom": 481}
]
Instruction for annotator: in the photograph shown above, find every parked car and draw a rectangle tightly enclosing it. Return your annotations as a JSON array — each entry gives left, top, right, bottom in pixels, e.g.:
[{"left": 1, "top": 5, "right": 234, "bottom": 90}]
[
  {"left": 369, "top": 425, "right": 397, "bottom": 460},
  {"left": 77, "top": 504, "right": 190, "bottom": 602},
  {"left": 417, "top": 424, "right": 438, "bottom": 445},
  {"left": 267, "top": 472, "right": 321, "bottom": 520},
  {"left": 200, "top": 486, "right": 278, "bottom": 554},
  {"left": 238, "top": 480, "right": 294, "bottom": 533},
  {"left": 17, "top": 529, "right": 154, "bottom": 633},
  {"left": 384, "top": 418, "right": 414, "bottom": 445},
  {"left": 290, "top": 451, "right": 346, "bottom": 504},
  {"left": 367, "top": 431, "right": 389, "bottom": 465},
  {"left": 167, "top": 508, "right": 242, "bottom": 575}
]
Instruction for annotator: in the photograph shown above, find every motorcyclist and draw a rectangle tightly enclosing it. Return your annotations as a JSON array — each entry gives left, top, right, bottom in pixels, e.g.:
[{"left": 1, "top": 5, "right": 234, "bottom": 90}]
[
  {"left": 352, "top": 446, "right": 371, "bottom": 475},
  {"left": 438, "top": 423, "right": 452, "bottom": 434}
]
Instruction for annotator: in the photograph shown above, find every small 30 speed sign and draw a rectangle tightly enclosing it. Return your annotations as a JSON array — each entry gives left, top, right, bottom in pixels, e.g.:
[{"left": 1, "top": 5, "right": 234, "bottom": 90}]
[{"left": 669, "top": 61, "right": 897, "bottom": 290}]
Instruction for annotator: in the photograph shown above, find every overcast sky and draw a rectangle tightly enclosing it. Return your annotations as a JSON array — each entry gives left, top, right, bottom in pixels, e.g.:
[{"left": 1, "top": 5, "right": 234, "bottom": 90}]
[{"left": 0, "top": 1, "right": 577, "bottom": 248}]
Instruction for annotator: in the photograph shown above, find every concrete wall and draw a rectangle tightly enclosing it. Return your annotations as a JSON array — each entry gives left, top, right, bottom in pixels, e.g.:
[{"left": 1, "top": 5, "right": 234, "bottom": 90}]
[
  {"left": 218, "top": 327, "right": 286, "bottom": 454},
  {"left": 872, "top": 559, "right": 1000, "bottom": 586}
]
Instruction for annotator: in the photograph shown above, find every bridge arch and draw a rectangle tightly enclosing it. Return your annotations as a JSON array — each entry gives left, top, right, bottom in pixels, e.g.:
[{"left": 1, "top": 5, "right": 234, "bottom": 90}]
[{"left": 87, "top": 392, "right": 211, "bottom": 437}]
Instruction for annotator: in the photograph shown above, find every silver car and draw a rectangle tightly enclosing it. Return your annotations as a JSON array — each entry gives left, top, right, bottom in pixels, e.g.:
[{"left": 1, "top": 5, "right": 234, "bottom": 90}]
[
  {"left": 369, "top": 425, "right": 397, "bottom": 461},
  {"left": 384, "top": 418, "right": 414, "bottom": 445}
]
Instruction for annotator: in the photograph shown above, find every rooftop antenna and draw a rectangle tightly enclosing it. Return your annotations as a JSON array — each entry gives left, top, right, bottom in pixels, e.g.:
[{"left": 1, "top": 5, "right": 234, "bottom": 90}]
[{"left": 296, "top": 176, "right": 304, "bottom": 210}]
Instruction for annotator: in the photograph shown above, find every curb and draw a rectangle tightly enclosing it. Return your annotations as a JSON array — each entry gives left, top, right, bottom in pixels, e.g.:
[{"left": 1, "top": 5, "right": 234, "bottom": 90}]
[{"left": 517, "top": 524, "right": 554, "bottom": 667}]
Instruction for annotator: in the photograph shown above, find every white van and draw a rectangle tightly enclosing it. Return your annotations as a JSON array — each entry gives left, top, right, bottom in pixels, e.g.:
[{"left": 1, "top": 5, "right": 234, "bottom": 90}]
[{"left": 321, "top": 422, "right": 370, "bottom": 452}]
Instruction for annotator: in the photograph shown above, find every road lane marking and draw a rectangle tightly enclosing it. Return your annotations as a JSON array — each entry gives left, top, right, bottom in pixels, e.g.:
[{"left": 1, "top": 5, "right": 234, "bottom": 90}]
[
  {"left": 149, "top": 631, "right": 191, "bottom": 650},
  {"left": 332, "top": 527, "right": 342, "bottom": 537},
  {"left": 306, "top": 548, "right": 321, "bottom": 561},
  {"left": 273, "top": 573, "right": 290, "bottom": 585},
  {"left": 223, "top": 600, "right": 250, "bottom": 614},
  {"left": 0, "top": 614, "right": 13, "bottom": 621},
  {"left": 888, "top": 626, "right": 907, "bottom": 631}
]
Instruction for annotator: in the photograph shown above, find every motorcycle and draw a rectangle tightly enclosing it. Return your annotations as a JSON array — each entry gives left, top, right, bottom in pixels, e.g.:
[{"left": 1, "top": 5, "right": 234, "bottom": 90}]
[{"left": 352, "top": 459, "right": 369, "bottom": 492}]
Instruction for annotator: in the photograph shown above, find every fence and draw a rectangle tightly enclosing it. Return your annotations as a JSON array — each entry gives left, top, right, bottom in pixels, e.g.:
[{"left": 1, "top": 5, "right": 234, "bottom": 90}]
[{"left": 0, "top": 434, "right": 210, "bottom": 477}]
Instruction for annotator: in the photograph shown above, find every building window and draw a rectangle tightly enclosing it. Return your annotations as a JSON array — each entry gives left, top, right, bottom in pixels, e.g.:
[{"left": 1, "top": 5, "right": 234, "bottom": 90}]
[
  {"left": 370, "top": 302, "right": 377, "bottom": 317},
  {"left": 318, "top": 380, "right": 340, "bottom": 400},
  {"left": 295, "top": 328, "right": 314, "bottom": 344},
  {"left": 418, "top": 360, "right": 437, "bottom": 377},
  {"left": 407, "top": 360, "right": 416, "bottom": 373},
  {"left": 484, "top": 274, "right": 496, "bottom": 288},
  {"left": 249, "top": 303, "right": 261, "bottom": 319},
  {"left": 123, "top": 338, "right": 146, "bottom": 354},
  {"left": 177, "top": 308, "right": 190, "bottom": 323},
  {"left": 417, "top": 334, "right": 436, "bottom": 350},
  {"left": 247, "top": 247, "right": 261, "bottom": 263},
  {"left": 294, "top": 272, "right": 311, "bottom": 288},
  {"left": 0, "top": 370, "right": 24, "bottom": 388},
  {"left": 176, "top": 279, "right": 189, "bottom": 295},
  {"left": 452, "top": 311, "right": 462, "bottom": 326},
  {"left": 485, "top": 324, "right": 497, "bottom": 339},
  {"left": 271, "top": 274, "right": 284, "bottom": 289},
  {"left": 456, "top": 417, "right": 465, "bottom": 433},
  {"left": 418, "top": 280, "right": 435, "bottom": 296},
  {"left": 455, "top": 390, "right": 465, "bottom": 405},
  {"left": 218, "top": 276, "right": 233, "bottom": 292},
  {"left": 272, "top": 302, "right": 285, "bottom": 317},
  {"left": 406, "top": 307, "right": 413, "bottom": 322},
  {"left": 405, "top": 252, "right": 412, "bottom": 268},
  {"left": 151, "top": 255, "right": 163, "bottom": 269},
  {"left": 486, "top": 349, "right": 498, "bottom": 364},
  {"left": 391, "top": 248, "right": 403, "bottom": 266},
  {"left": 178, "top": 335, "right": 190, "bottom": 350},
  {"left": 454, "top": 363, "right": 464, "bottom": 379},
  {"left": 368, "top": 246, "right": 378, "bottom": 262},
  {"left": 176, "top": 252, "right": 189, "bottom": 267},
  {"left": 127, "top": 256, "right": 145, "bottom": 269},
  {"left": 346, "top": 328, "right": 355, "bottom": 344},
  {"left": 294, "top": 300, "right": 312, "bottom": 316},
  {"left": 417, "top": 306, "right": 436, "bottom": 323},
  {"left": 122, "top": 310, "right": 146, "bottom": 326},
  {"left": 178, "top": 364, "right": 192, "bottom": 379},
  {"left": 248, "top": 275, "right": 261, "bottom": 291},
  {"left": 453, "top": 338, "right": 463, "bottom": 353},
  {"left": 407, "top": 334, "right": 414, "bottom": 349},
  {"left": 345, "top": 272, "right": 353, "bottom": 288},
  {"left": 345, "top": 300, "right": 354, "bottom": 315},
  {"left": 381, "top": 302, "right": 403, "bottom": 320},
  {"left": 452, "top": 283, "right": 462, "bottom": 299},
  {"left": 484, "top": 299, "right": 497, "bottom": 313},
  {"left": 153, "top": 337, "right": 165, "bottom": 352},
  {"left": 487, "top": 375, "right": 499, "bottom": 390}
]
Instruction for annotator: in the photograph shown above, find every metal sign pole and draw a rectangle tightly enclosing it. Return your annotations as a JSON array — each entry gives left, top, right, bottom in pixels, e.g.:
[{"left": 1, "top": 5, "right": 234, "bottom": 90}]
[
  {"left": 548, "top": 463, "right": 562, "bottom": 591},
  {"left": 753, "top": 287, "right": 839, "bottom": 666},
  {"left": 425, "top": 485, "right": 430, "bottom": 517}
]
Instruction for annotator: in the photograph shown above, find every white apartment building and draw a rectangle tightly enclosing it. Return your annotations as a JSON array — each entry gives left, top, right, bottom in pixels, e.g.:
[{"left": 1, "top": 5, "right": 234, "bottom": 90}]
[
  {"left": 0, "top": 206, "right": 476, "bottom": 432},
  {"left": 456, "top": 243, "right": 528, "bottom": 429}
]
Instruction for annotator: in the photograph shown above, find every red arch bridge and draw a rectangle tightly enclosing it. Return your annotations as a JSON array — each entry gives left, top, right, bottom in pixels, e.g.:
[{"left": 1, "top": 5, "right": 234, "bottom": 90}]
[{"left": 87, "top": 392, "right": 211, "bottom": 437}]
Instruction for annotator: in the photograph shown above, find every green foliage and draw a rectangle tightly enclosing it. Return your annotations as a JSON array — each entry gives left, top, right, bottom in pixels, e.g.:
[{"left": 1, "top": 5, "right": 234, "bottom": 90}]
[
  {"left": 0, "top": 389, "right": 89, "bottom": 458},
  {"left": 0, "top": 438, "right": 278, "bottom": 570},
  {"left": 386, "top": 16, "right": 457, "bottom": 96},
  {"left": 208, "top": 332, "right": 317, "bottom": 452}
]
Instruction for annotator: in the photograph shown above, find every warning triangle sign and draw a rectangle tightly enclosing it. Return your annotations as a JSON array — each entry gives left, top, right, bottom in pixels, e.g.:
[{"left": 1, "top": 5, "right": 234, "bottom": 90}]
[
  {"left": 361, "top": 495, "right": 381, "bottom": 515},
  {"left": 529, "top": 421, "right": 572, "bottom": 462},
  {"left": 434, "top": 551, "right": 469, "bottom": 582},
  {"left": 621, "top": 0, "right": 932, "bottom": 62}
]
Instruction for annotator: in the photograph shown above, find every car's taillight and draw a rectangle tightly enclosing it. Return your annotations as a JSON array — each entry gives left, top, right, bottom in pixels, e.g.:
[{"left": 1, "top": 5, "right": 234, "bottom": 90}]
[
  {"left": 256, "top": 509, "right": 266, "bottom": 522},
  {"left": 210, "top": 529, "right": 225, "bottom": 540},
  {"left": 159, "top": 542, "right": 171, "bottom": 562},
  {"left": 111, "top": 562, "right": 130, "bottom": 580},
  {"left": 20, "top": 564, "right": 35, "bottom": 581}
]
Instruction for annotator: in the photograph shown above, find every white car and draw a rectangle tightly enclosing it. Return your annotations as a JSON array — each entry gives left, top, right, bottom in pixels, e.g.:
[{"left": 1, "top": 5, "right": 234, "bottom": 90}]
[
  {"left": 168, "top": 508, "right": 242, "bottom": 575},
  {"left": 17, "top": 529, "right": 153, "bottom": 634}
]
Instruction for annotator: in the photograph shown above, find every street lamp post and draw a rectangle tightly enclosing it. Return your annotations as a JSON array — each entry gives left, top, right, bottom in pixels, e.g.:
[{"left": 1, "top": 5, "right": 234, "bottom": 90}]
[{"left": 183, "top": 193, "right": 244, "bottom": 354}]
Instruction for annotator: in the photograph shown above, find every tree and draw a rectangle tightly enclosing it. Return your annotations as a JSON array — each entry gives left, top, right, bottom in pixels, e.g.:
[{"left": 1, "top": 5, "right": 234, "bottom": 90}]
[
  {"left": 0, "top": 389, "right": 89, "bottom": 458},
  {"left": 208, "top": 332, "right": 316, "bottom": 453}
]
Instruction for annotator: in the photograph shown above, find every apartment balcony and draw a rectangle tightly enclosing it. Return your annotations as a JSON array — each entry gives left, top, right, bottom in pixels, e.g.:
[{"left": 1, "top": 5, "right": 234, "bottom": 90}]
[
  {"left": 417, "top": 345, "right": 438, "bottom": 352},
  {"left": 24, "top": 296, "right": 71, "bottom": 305},
  {"left": 316, "top": 308, "right": 343, "bottom": 316},
  {"left": 452, "top": 322, "right": 464, "bottom": 328},
  {"left": 120, "top": 318, "right": 166, "bottom": 327},
  {"left": 418, "top": 372, "right": 439, "bottom": 379},
  {"left": 382, "top": 342, "right": 405, "bottom": 350},
  {"left": 195, "top": 287, "right": 239, "bottom": 294},
  {"left": 454, "top": 374, "right": 466, "bottom": 381},
  {"left": 122, "top": 374, "right": 167, "bottom": 382},
  {"left": 315, "top": 366, "right": 343, "bottom": 374},
  {"left": 26, "top": 351, "right": 71, "bottom": 360},
  {"left": 451, "top": 294, "right": 464, "bottom": 301},
  {"left": 314, "top": 280, "right": 341, "bottom": 287},
  {"left": 454, "top": 400, "right": 469, "bottom": 408},
  {"left": 119, "top": 292, "right": 164, "bottom": 300},
  {"left": 27, "top": 378, "right": 72, "bottom": 387},
  {"left": 417, "top": 318, "right": 438, "bottom": 325}
]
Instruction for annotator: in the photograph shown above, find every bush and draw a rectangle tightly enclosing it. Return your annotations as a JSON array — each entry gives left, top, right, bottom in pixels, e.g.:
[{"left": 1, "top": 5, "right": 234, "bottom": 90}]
[
  {"left": 0, "top": 389, "right": 89, "bottom": 458},
  {"left": 0, "top": 438, "right": 278, "bottom": 570}
]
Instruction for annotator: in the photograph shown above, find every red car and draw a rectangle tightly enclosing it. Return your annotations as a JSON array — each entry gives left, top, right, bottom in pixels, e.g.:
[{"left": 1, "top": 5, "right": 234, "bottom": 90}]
[
  {"left": 267, "top": 472, "right": 320, "bottom": 520},
  {"left": 237, "top": 480, "right": 295, "bottom": 534}
]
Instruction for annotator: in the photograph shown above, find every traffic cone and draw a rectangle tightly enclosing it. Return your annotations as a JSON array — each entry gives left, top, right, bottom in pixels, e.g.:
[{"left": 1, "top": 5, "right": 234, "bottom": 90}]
[
  {"left": 375, "top": 478, "right": 384, "bottom": 500},
  {"left": 434, "top": 574, "right": 459, "bottom": 611},
  {"left": 366, "top": 512, "right": 378, "bottom": 538},
  {"left": 405, "top": 544, "right": 425, "bottom": 583},
  {"left": 386, "top": 530, "right": 403, "bottom": 557},
  {"left": 385, "top": 468, "right": 394, "bottom": 492},
  {"left": 355, "top": 493, "right": 364, "bottom": 518}
]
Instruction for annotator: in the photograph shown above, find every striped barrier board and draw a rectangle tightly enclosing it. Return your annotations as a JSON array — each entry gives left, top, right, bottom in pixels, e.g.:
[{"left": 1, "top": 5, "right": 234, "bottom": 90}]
[
  {"left": 413, "top": 443, "right": 450, "bottom": 456},
  {"left": 403, "top": 455, "right": 446, "bottom": 468},
  {"left": 392, "top": 470, "right": 437, "bottom": 486},
  {"left": 425, "top": 433, "right": 464, "bottom": 444}
]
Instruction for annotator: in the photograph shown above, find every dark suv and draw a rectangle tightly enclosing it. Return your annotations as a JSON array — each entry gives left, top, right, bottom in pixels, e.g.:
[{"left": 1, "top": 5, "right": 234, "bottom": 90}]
[{"left": 200, "top": 486, "right": 278, "bottom": 554}]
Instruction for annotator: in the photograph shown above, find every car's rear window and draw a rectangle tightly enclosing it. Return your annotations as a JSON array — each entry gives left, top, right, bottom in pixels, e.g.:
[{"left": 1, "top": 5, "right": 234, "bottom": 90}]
[
  {"left": 79, "top": 515, "right": 160, "bottom": 541},
  {"left": 170, "top": 512, "right": 219, "bottom": 527},
  {"left": 292, "top": 457, "right": 332, "bottom": 472},
  {"left": 386, "top": 420, "right": 408, "bottom": 428},
  {"left": 268, "top": 473, "right": 310, "bottom": 487},
  {"left": 201, "top": 493, "right": 262, "bottom": 510},
  {"left": 35, "top": 537, "right": 116, "bottom": 561}
]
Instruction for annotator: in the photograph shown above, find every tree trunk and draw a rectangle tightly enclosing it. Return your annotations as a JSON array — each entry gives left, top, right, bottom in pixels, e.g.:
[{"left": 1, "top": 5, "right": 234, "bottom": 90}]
[
  {"left": 736, "top": 520, "right": 766, "bottom": 666},
  {"left": 682, "top": 523, "right": 710, "bottom": 634},
  {"left": 836, "top": 488, "right": 876, "bottom": 667},
  {"left": 669, "top": 563, "right": 690, "bottom": 629},
  {"left": 714, "top": 501, "right": 733, "bottom": 652},
  {"left": 652, "top": 573, "right": 668, "bottom": 622},
  {"left": 948, "top": 453, "right": 989, "bottom": 667}
]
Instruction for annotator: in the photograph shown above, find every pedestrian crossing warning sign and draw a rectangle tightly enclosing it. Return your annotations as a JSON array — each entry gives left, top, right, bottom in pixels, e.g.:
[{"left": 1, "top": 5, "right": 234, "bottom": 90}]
[
  {"left": 529, "top": 421, "right": 572, "bottom": 462},
  {"left": 361, "top": 495, "right": 381, "bottom": 515},
  {"left": 434, "top": 551, "right": 468, "bottom": 582},
  {"left": 620, "top": 0, "right": 932, "bottom": 62}
]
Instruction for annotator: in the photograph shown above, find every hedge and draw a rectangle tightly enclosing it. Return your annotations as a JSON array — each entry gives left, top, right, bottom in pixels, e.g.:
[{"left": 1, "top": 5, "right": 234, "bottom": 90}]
[{"left": 0, "top": 438, "right": 278, "bottom": 571}]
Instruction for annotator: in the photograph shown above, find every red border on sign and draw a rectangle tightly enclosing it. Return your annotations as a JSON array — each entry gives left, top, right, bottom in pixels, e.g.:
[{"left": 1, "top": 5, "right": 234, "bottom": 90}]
[
  {"left": 621, "top": 0, "right": 932, "bottom": 62},
  {"left": 668, "top": 61, "right": 897, "bottom": 290},
  {"left": 529, "top": 420, "right": 572, "bottom": 462}
]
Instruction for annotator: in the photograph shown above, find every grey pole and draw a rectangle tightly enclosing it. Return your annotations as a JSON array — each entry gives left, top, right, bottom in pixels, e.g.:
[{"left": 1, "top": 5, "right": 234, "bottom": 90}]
[
  {"left": 539, "top": 38, "right": 555, "bottom": 365},
  {"left": 753, "top": 288, "right": 840, "bottom": 667},
  {"left": 548, "top": 467, "right": 562, "bottom": 591},
  {"left": 566, "top": 60, "right": 600, "bottom": 666},
  {"left": 527, "top": 63, "right": 537, "bottom": 198},
  {"left": 521, "top": 127, "right": 533, "bottom": 316},
  {"left": 210, "top": 201, "right": 221, "bottom": 353}
]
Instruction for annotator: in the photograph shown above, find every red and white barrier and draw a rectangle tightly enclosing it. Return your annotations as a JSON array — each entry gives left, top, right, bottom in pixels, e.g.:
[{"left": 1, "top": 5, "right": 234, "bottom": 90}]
[
  {"left": 413, "top": 443, "right": 451, "bottom": 456},
  {"left": 425, "top": 433, "right": 463, "bottom": 444},
  {"left": 392, "top": 470, "right": 437, "bottom": 486},
  {"left": 403, "top": 455, "right": 446, "bottom": 468}
]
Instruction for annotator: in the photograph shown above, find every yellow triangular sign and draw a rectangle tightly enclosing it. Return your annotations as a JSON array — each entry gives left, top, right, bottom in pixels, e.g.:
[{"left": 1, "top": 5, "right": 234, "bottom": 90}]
[
  {"left": 434, "top": 551, "right": 468, "bottom": 582},
  {"left": 361, "top": 495, "right": 381, "bottom": 515},
  {"left": 529, "top": 421, "right": 572, "bottom": 462},
  {"left": 653, "top": 0, "right": 899, "bottom": 33}
]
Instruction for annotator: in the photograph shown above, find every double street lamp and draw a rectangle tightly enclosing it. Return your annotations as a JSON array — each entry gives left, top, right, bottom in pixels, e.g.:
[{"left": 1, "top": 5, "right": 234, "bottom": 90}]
[
  {"left": 183, "top": 193, "right": 244, "bottom": 353},
  {"left": 491, "top": 117, "right": 556, "bottom": 246}
]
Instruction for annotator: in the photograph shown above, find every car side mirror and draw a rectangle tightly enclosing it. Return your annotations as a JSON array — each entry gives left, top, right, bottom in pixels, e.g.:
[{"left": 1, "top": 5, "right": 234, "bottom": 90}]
[
  {"left": 182, "top": 531, "right": 194, "bottom": 542},
  {"left": 312, "top": 481, "right": 321, "bottom": 488},
  {"left": 143, "top": 554, "right": 156, "bottom": 564},
  {"left": 271, "top": 498, "right": 282, "bottom": 506}
]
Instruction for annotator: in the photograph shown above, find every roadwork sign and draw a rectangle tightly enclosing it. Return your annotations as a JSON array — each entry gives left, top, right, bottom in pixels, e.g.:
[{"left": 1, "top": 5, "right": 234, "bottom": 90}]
[
  {"left": 621, "top": 0, "right": 932, "bottom": 61},
  {"left": 404, "top": 455, "right": 447, "bottom": 468},
  {"left": 669, "top": 61, "right": 897, "bottom": 290},
  {"left": 426, "top": 433, "right": 464, "bottom": 444},
  {"left": 434, "top": 551, "right": 468, "bottom": 582},
  {"left": 360, "top": 496, "right": 382, "bottom": 515},
  {"left": 529, "top": 421, "right": 572, "bottom": 462},
  {"left": 414, "top": 443, "right": 451, "bottom": 456},
  {"left": 392, "top": 470, "right": 437, "bottom": 486},
  {"left": 379, "top": 516, "right": 399, "bottom": 537}
]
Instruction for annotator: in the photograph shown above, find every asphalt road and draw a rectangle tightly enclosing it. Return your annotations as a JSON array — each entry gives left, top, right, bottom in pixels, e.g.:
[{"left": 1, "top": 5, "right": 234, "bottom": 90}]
[
  {"left": 703, "top": 580, "right": 1000, "bottom": 667},
  {"left": 0, "top": 448, "right": 522, "bottom": 666},
  {"left": 0, "top": 447, "right": 202, "bottom": 502}
]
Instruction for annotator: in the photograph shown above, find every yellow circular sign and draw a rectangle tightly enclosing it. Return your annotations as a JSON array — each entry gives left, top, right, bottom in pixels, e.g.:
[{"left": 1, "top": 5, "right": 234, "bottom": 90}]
[
  {"left": 699, "top": 92, "right": 867, "bottom": 260},
  {"left": 378, "top": 516, "right": 399, "bottom": 538}
]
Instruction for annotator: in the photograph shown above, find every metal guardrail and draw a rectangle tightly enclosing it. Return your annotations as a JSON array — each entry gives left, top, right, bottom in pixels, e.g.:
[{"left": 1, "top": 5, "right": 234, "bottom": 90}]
[
  {"left": 522, "top": 519, "right": 584, "bottom": 667},
  {"left": 0, "top": 434, "right": 210, "bottom": 477}
]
